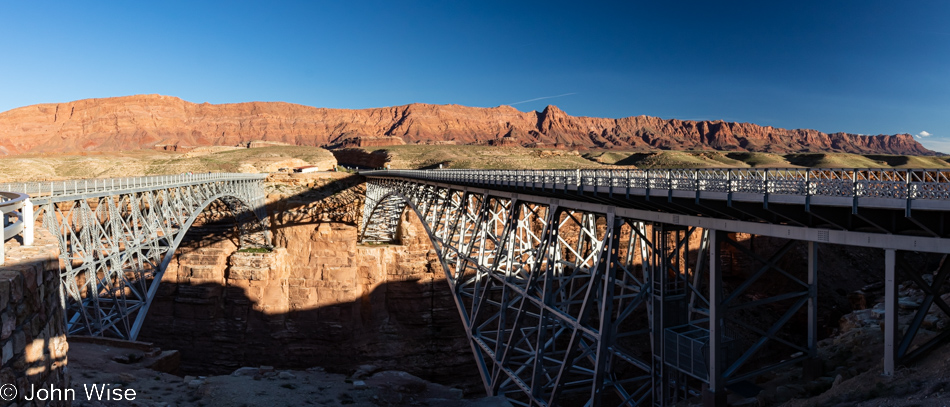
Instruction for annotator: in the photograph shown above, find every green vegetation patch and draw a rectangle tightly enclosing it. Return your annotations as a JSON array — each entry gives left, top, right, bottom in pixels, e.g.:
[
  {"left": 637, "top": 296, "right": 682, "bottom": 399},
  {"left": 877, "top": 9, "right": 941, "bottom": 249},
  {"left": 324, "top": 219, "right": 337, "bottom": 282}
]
[
  {"left": 236, "top": 247, "right": 272, "bottom": 253},
  {"left": 582, "top": 150, "right": 950, "bottom": 169},
  {"left": 363, "top": 145, "right": 604, "bottom": 170}
]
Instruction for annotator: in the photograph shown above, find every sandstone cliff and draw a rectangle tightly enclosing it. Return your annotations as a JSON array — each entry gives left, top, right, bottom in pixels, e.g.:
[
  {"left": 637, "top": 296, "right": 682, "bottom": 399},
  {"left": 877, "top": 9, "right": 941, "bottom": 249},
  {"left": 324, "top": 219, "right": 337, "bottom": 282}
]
[
  {"left": 138, "top": 173, "right": 478, "bottom": 392},
  {"left": 0, "top": 94, "right": 935, "bottom": 156}
]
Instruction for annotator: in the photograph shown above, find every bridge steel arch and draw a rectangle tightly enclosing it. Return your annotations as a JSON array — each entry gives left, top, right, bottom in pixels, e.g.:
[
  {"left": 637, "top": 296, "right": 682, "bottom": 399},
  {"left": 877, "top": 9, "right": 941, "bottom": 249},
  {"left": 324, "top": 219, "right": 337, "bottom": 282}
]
[
  {"left": 361, "top": 168, "right": 950, "bottom": 407},
  {"left": 1, "top": 173, "right": 271, "bottom": 341}
]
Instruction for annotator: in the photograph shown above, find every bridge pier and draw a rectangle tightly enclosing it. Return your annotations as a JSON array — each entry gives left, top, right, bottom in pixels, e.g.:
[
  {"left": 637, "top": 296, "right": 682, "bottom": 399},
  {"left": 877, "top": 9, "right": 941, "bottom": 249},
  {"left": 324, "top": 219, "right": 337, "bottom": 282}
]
[
  {"left": 705, "top": 229, "right": 726, "bottom": 407},
  {"left": 648, "top": 224, "right": 697, "bottom": 406},
  {"left": 884, "top": 249, "right": 897, "bottom": 375},
  {"left": 803, "top": 241, "right": 822, "bottom": 380}
]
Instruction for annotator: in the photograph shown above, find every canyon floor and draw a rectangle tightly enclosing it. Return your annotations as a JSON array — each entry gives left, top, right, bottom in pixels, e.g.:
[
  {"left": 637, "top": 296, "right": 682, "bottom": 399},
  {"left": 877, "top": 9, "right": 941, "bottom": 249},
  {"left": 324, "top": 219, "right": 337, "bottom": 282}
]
[
  {"left": 63, "top": 295, "right": 950, "bottom": 407},
  {"left": 66, "top": 339, "right": 511, "bottom": 407}
]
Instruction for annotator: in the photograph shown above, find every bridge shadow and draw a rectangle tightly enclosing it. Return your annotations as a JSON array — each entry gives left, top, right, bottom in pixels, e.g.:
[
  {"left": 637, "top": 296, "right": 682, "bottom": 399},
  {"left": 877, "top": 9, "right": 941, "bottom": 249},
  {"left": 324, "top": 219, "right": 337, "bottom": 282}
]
[
  {"left": 135, "top": 173, "right": 482, "bottom": 393},
  {"left": 138, "top": 272, "right": 479, "bottom": 393}
]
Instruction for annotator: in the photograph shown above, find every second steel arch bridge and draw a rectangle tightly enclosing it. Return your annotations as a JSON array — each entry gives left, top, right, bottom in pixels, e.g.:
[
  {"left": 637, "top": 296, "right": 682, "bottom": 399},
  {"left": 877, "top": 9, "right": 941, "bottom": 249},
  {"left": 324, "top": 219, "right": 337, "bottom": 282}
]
[
  {"left": 0, "top": 173, "right": 271, "bottom": 340},
  {"left": 360, "top": 168, "right": 950, "bottom": 407}
]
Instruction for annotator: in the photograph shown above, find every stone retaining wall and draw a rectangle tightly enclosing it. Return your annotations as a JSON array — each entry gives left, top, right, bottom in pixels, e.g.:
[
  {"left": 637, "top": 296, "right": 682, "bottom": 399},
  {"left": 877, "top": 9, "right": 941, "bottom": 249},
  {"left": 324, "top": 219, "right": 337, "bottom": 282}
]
[{"left": 0, "top": 233, "right": 68, "bottom": 406}]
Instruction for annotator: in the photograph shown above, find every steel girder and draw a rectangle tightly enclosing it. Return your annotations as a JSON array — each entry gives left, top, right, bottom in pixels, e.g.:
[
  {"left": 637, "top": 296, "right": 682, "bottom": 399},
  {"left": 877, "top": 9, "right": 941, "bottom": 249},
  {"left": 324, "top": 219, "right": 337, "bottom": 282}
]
[
  {"left": 362, "top": 175, "right": 950, "bottom": 406},
  {"left": 9, "top": 175, "right": 271, "bottom": 340},
  {"left": 361, "top": 179, "right": 725, "bottom": 406}
]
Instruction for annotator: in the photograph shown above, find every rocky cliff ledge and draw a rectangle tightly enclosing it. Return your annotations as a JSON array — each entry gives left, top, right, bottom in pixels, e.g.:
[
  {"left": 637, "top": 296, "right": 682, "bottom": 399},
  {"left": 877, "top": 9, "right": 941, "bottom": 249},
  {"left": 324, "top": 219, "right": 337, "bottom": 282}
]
[{"left": 0, "top": 95, "right": 935, "bottom": 156}]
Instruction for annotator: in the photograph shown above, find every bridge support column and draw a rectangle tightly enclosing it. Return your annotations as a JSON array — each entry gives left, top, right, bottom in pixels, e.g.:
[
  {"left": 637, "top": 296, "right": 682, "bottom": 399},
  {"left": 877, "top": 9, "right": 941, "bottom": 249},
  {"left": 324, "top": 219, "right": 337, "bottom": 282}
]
[
  {"left": 704, "top": 229, "right": 727, "bottom": 407},
  {"left": 803, "top": 241, "right": 823, "bottom": 380},
  {"left": 649, "top": 223, "right": 694, "bottom": 406},
  {"left": 21, "top": 198, "right": 33, "bottom": 246},
  {"left": 884, "top": 248, "right": 897, "bottom": 376}
]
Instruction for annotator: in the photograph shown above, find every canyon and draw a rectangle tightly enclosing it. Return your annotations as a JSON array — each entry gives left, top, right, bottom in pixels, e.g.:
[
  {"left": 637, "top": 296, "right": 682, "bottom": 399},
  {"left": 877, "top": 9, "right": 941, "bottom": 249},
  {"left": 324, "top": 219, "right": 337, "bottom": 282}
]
[
  {"left": 137, "top": 172, "right": 480, "bottom": 393},
  {"left": 0, "top": 95, "right": 936, "bottom": 156},
  {"left": 130, "top": 172, "right": 947, "bottom": 404},
  {"left": 2, "top": 170, "right": 949, "bottom": 405}
]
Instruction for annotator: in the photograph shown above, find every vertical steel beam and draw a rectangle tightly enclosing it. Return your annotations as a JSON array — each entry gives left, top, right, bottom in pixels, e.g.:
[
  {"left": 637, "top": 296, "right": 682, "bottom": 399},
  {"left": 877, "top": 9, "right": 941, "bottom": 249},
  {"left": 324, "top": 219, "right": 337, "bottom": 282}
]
[
  {"left": 884, "top": 248, "right": 897, "bottom": 376},
  {"left": 800, "top": 241, "right": 824, "bottom": 380},
  {"left": 590, "top": 214, "right": 621, "bottom": 406},
  {"left": 705, "top": 229, "right": 726, "bottom": 407},
  {"left": 807, "top": 241, "right": 818, "bottom": 357}
]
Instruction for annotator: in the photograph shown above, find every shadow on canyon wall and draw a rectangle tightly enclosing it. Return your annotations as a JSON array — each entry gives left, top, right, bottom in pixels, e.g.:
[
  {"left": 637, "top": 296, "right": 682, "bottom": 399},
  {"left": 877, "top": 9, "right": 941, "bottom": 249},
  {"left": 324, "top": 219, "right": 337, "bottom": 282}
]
[
  {"left": 140, "top": 272, "right": 476, "bottom": 390},
  {"left": 138, "top": 173, "right": 483, "bottom": 394}
]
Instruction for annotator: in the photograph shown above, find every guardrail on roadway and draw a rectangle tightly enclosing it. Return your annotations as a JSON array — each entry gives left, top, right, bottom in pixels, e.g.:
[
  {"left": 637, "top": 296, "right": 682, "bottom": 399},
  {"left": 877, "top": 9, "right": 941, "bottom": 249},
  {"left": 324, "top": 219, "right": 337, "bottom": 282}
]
[
  {"left": 0, "top": 172, "right": 267, "bottom": 201},
  {"left": 0, "top": 191, "right": 33, "bottom": 265},
  {"left": 362, "top": 168, "right": 950, "bottom": 201}
]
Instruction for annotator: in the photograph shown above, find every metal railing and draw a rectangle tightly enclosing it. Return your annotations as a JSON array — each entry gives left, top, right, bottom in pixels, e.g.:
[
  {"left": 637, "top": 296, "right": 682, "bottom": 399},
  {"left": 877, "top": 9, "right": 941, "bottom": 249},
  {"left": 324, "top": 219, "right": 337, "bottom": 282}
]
[
  {"left": 0, "top": 172, "right": 268, "bottom": 202},
  {"left": 362, "top": 168, "right": 950, "bottom": 202},
  {"left": 0, "top": 191, "right": 33, "bottom": 265},
  {"left": 0, "top": 172, "right": 266, "bottom": 265}
]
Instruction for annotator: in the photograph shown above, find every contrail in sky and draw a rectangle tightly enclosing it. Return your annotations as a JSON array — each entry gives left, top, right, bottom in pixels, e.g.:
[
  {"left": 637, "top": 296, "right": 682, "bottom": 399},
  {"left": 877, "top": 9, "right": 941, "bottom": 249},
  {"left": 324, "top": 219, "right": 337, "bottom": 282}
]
[{"left": 507, "top": 93, "right": 577, "bottom": 106}]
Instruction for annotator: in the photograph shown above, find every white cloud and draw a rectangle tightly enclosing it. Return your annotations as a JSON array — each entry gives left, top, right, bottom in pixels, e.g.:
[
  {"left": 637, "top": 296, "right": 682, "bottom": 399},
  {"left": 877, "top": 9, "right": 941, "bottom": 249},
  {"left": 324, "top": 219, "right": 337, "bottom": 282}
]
[
  {"left": 507, "top": 93, "right": 577, "bottom": 106},
  {"left": 917, "top": 131, "right": 932, "bottom": 138}
]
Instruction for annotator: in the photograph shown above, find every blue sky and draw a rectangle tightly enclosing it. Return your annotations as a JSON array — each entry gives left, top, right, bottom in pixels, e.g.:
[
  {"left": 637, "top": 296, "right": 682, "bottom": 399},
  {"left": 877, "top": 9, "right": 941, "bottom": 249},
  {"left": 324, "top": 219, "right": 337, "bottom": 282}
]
[{"left": 1, "top": 1, "right": 948, "bottom": 152}]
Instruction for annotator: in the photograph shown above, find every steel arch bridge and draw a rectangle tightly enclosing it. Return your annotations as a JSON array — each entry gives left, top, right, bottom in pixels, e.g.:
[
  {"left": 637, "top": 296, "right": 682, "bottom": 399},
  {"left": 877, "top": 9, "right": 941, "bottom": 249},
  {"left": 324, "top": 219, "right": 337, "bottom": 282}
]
[
  {"left": 360, "top": 168, "right": 950, "bottom": 407},
  {"left": 0, "top": 173, "right": 270, "bottom": 340}
]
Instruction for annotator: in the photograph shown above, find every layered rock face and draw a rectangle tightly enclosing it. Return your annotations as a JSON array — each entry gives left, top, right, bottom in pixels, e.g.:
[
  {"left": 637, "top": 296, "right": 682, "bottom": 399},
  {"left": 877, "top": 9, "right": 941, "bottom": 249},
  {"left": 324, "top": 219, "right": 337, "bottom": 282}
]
[
  {"left": 0, "top": 230, "right": 69, "bottom": 407},
  {"left": 0, "top": 94, "right": 935, "bottom": 156}
]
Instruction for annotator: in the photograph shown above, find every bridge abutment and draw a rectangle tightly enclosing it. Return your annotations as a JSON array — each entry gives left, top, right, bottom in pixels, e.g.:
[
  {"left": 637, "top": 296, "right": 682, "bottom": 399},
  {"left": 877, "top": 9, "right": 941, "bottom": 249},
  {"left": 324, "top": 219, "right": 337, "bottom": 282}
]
[{"left": 0, "top": 229, "right": 69, "bottom": 406}]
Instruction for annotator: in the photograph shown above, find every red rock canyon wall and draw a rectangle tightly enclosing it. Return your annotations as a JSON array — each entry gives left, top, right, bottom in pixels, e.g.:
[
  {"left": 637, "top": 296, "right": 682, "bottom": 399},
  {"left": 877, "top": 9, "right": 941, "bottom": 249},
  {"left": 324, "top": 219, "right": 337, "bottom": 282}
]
[{"left": 0, "top": 95, "right": 934, "bottom": 156}]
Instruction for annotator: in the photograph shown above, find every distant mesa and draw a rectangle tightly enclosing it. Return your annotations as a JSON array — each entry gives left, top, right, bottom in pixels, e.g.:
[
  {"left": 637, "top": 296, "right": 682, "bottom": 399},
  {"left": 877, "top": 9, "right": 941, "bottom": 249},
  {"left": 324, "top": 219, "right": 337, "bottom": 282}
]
[{"left": 0, "top": 94, "right": 936, "bottom": 156}]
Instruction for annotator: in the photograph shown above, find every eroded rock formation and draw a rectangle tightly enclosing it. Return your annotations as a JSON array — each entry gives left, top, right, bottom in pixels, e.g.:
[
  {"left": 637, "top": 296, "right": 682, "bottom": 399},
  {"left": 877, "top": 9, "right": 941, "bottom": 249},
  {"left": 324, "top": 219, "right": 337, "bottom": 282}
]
[{"left": 0, "top": 95, "right": 935, "bottom": 156}]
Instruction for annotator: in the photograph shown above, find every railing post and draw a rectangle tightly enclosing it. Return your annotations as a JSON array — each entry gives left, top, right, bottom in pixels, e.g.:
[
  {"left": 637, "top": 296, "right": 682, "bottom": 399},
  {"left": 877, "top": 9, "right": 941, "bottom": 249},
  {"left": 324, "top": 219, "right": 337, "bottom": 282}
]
[
  {"left": 22, "top": 198, "right": 33, "bottom": 246},
  {"left": 905, "top": 170, "right": 913, "bottom": 217}
]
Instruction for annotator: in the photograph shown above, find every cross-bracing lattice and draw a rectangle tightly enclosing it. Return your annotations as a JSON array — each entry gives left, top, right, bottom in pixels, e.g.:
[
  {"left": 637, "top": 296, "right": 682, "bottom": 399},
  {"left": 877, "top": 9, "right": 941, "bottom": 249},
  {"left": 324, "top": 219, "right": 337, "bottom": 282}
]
[{"left": 3, "top": 174, "right": 271, "bottom": 340}]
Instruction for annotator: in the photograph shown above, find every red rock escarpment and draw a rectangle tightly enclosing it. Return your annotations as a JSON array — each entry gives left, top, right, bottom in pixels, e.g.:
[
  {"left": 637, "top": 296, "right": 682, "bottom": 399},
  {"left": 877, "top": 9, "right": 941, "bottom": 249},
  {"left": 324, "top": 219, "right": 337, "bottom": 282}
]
[{"left": 0, "top": 94, "right": 935, "bottom": 155}]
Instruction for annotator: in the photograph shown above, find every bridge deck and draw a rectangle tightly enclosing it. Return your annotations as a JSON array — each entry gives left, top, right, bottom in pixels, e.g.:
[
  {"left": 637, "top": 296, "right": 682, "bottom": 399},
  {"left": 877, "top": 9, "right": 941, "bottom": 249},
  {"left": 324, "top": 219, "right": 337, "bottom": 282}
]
[
  {"left": 362, "top": 168, "right": 950, "bottom": 405},
  {"left": 364, "top": 168, "right": 950, "bottom": 252}
]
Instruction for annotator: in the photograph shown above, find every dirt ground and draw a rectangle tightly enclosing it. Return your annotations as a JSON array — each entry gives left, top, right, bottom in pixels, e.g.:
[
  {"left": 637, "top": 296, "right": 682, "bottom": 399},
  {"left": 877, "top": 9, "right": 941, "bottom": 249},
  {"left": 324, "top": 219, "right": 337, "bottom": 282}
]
[
  {"left": 63, "top": 311, "right": 950, "bottom": 407},
  {"left": 65, "top": 341, "right": 510, "bottom": 407}
]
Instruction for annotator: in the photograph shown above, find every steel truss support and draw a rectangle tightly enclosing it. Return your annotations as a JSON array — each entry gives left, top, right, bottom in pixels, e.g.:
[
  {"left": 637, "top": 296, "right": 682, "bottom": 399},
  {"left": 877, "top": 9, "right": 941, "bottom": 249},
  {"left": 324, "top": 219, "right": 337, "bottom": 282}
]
[
  {"left": 363, "top": 180, "right": 659, "bottom": 406},
  {"left": 706, "top": 230, "right": 725, "bottom": 406},
  {"left": 360, "top": 177, "right": 946, "bottom": 406},
  {"left": 884, "top": 252, "right": 950, "bottom": 375},
  {"left": 712, "top": 234, "right": 816, "bottom": 385},
  {"left": 884, "top": 249, "right": 897, "bottom": 375},
  {"left": 362, "top": 180, "right": 718, "bottom": 406},
  {"left": 34, "top": 177, "right": 271, "bottom": 340}
]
